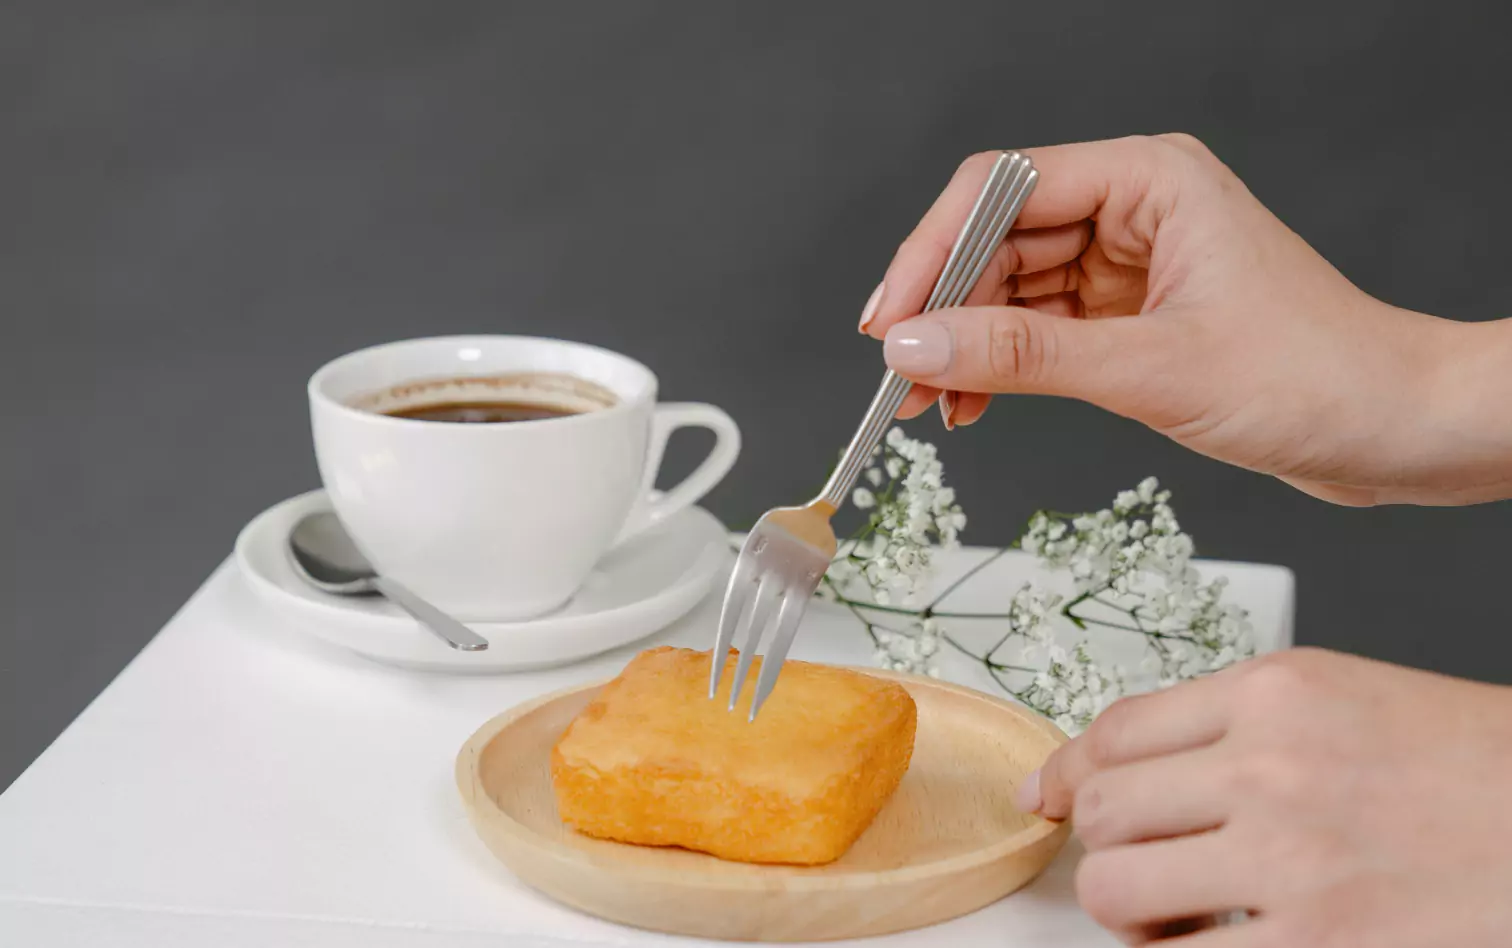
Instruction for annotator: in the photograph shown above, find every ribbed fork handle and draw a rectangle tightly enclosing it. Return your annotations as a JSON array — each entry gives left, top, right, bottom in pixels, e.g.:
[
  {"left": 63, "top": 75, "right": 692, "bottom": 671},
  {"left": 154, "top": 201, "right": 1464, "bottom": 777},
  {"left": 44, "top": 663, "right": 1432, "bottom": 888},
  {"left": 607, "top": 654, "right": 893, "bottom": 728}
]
[
  {"left": 815, "top": 150, "right": 1034, "bottom": 511},
  {"left": 816, "top": 369, "right": 912, "bottom": 510}
]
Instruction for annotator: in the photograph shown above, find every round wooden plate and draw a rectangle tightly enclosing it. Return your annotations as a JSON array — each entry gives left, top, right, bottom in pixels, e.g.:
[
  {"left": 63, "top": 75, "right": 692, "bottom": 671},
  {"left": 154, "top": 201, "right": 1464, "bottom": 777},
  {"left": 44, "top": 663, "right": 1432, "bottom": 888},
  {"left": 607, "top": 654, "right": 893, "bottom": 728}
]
[{"left": 455, "top": 669, "right": 1072, "bottom": 942}]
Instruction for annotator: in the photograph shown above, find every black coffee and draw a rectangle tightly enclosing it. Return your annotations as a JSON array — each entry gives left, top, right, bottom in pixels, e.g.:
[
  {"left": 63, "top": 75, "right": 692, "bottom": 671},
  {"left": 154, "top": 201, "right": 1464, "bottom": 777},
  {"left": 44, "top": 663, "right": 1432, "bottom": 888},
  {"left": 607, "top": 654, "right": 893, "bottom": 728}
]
[
  {"left": 384, "top": 400, "right": 579, "bottom": 424},
  {"left": 356, "top": 370, "right": 618, "bottom": 423}
]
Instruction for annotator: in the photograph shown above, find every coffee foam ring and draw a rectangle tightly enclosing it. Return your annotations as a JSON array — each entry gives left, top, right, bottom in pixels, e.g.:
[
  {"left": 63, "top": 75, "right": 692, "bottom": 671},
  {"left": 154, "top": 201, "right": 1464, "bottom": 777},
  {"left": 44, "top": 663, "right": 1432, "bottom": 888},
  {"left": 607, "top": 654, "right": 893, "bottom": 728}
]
[{"left": 351, "top": 373, "right": 618, "bottom": 417}]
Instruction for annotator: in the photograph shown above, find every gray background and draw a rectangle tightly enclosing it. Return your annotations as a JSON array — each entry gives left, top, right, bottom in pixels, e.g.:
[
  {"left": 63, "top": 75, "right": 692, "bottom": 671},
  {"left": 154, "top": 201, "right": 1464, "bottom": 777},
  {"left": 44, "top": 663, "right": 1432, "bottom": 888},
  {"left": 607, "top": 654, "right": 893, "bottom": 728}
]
[{"left": 5, "top": 1, "right": 1511, "bottom": 791}]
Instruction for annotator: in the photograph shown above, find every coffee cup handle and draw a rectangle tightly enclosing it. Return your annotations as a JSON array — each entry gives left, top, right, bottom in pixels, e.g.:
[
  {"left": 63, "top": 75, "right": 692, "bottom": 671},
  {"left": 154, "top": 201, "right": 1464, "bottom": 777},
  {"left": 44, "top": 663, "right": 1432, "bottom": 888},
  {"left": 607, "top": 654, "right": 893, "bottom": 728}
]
[{"left": 615, "top": 403, "right": 741, "bottom": 544}]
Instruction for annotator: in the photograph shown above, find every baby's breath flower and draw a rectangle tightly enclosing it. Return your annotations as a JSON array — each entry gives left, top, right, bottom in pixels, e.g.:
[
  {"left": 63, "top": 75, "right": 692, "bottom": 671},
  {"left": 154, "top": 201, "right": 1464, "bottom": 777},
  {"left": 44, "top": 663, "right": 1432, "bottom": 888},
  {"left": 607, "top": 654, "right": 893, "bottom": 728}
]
[
  {"left": 824, "top": 446, "right": 1249, "bottom": 737},
  {"left": 871, "top": 618, "right": 942, "bottom": 677},
  {"left": 825, "top": 428, "right": 966, "bottom": 610}
]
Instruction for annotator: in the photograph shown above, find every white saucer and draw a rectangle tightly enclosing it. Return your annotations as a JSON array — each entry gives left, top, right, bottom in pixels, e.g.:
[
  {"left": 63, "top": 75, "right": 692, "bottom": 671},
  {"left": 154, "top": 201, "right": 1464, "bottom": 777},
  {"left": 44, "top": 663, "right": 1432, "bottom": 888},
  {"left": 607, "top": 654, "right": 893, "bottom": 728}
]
[{"left": 233, "top": 490, "right": 730, "bottom": 672}]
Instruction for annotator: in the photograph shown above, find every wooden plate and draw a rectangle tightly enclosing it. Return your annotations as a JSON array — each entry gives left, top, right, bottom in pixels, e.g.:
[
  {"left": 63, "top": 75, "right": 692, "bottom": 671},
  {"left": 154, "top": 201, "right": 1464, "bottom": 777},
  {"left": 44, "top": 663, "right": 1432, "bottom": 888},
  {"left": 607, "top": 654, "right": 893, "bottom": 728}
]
[{"left": 455, "top": 669, "right": 1071, "bottom": 942}]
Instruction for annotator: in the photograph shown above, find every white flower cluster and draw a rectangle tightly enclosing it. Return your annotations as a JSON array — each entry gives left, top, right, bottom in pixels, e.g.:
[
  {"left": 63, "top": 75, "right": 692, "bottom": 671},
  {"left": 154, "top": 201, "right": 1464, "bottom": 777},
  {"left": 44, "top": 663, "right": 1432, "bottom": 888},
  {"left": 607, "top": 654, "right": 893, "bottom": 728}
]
[
  {"left": 872, "top": 617, "right": 944, "bottom": 678},
  {"left": 1020, "top": 476, "right": 1254, "bottom": 688},
  {"left": 1018, "top": 643, "right": 1120, "bottom": 735},
  {"left": 1136, "top": 574, "right": 1251, "bottom": 688},
  {"left": 828, "top": 428, "right": 966, "bottom": 609},
  {"left": 1023, "top": 476, "right": 1184, "bottom": 593},
  {"left": 822, "top": 437, "right": 1253, "bottom": 737},
  {"left": 1006, "top": 584, "right": 1062, "bottom": 657}
]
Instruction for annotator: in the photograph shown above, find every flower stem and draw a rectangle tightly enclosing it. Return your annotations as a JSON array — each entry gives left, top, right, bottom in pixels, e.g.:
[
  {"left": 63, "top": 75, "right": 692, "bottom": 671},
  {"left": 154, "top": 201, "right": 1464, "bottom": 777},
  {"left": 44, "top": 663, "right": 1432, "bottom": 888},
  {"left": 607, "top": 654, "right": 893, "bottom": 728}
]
[
  {"left": 1092, "top": 595, "right": 1136, "bottom": 613},
  {"left": 825, "top": 590, "right": 1024, "bottom": 623},
  {"left": 1064, "top": 595, "right": 1208, "bottom": 643},
  {"left": 1069, "top": 616, "right": 1147, "bottom": 635},
  {"left": 834, "top": 595, "right": 883, "bottom": 646},
  {"left": 925, "top": 608, "right": 1017, "bottom": 619},
  {"left": 986, "top": 661, "right": 1039, "bottom": 674},
  {"left": 986, "top": 666, "right": 1034, "bottom": 704},
  {"left": 927, "top": 546, "right": 1011, "bottom": 609},
  {"left": 827, "top": 596, "right": 926, "bottom": 617},
  {"left": 944, "top": 633, "right": 1036, "bottom": 679}
]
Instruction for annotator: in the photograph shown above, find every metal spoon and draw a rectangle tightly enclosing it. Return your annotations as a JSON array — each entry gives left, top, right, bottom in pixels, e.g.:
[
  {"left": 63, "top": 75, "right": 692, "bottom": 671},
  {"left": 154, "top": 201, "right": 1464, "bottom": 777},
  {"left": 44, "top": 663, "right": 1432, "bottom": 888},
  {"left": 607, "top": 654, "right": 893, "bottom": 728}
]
[{"left": 288, "top": 511, "right": 489, "bottom": 652}]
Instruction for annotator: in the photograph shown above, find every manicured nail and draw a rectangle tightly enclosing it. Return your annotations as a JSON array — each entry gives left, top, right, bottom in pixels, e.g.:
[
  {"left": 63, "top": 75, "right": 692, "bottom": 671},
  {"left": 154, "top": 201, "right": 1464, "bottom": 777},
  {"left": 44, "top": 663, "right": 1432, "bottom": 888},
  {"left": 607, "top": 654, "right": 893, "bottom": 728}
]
[
  {"left": 883, "top": 321, "right": 952, "bottom": 375},
  {"left": 858, "top": 281, "right": 885, "bottom": 333},
  {"left": 1015, "top": 769, "right": 1043, "bottom": 814},
  {"left": 939, "top": 391, "right": 957, "bottom": 431}
]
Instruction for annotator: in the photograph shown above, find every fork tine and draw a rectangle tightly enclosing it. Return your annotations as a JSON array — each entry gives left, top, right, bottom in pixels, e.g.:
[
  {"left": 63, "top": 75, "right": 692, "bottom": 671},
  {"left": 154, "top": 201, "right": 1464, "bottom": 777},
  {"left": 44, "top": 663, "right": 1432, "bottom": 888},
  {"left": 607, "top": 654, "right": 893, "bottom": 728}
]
[
  {"left": 727, "top": 574, "right": 782, "bottom": 710},
  {"left": 709, "top": 549, "right": 758, "bottom": 698},
  {"left": 746, "top": 589, "right": 808, "bottom": 722}
]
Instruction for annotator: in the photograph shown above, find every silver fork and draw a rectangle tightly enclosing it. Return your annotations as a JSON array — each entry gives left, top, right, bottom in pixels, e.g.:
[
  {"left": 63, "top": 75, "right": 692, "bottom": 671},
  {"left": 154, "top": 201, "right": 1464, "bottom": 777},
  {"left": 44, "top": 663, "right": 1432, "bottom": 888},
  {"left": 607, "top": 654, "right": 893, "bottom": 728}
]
[{"left": 711, "top": 150, "right": 1039, "bottom": 721}]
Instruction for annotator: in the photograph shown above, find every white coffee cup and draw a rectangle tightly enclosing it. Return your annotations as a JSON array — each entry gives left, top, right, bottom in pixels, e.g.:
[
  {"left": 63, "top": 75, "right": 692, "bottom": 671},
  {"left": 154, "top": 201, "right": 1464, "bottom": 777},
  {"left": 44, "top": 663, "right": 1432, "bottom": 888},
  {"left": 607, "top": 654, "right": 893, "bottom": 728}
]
[{"left": 308, "top": 335, "right": 740, "bottom": 621}]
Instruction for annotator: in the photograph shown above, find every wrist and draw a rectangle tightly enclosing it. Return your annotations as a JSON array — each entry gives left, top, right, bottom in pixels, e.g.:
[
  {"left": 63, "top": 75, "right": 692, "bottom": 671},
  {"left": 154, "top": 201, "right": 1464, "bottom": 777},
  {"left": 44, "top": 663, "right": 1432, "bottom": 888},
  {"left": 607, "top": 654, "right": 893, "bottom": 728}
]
[{"left": 1415, "top": 315, "right": 1512, "bottom": 504}]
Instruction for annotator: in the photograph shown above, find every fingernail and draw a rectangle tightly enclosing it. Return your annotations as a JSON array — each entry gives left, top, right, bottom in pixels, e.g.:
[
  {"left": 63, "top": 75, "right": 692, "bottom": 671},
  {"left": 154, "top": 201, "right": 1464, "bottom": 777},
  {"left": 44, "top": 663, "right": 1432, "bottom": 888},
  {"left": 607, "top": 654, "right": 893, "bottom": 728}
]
[
  {"left": 883, "top": 321, "right": 952, "bottom": 375},
  {"left": 1015, "top": 769, "right": 1043, "bottom": 814},
  {"left": 939, "top": 391, "right": 957, "bottom": 431},
  {"left": 858, "top": 281, "right": 885, "bottom": 333}
]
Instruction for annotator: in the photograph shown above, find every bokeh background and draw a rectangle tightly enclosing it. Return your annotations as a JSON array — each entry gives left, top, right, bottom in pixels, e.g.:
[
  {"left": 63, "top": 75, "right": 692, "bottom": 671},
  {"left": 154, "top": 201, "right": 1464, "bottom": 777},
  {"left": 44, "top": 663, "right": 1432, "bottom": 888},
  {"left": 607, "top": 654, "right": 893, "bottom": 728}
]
[{"left": 5, "top": 1, "right": 1511, "bottom": 789}]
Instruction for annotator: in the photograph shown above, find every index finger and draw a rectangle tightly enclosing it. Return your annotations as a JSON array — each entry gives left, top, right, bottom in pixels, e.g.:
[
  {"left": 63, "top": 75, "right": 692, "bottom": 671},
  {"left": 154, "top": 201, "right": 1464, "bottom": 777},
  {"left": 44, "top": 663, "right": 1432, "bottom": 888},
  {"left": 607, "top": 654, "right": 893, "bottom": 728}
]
[
  {"left": 1027, "top": 667, "right": 1237, "bottom": 821},
  {"left": 864, "top": 136, "right": 1170, "bottom": 341}
]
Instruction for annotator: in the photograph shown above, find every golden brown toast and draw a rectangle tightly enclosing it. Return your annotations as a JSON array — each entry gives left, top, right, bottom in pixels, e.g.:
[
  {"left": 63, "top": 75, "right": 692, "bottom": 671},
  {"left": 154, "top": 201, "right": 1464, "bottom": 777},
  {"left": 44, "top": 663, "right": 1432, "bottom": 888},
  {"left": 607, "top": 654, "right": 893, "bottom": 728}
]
[{"left": 550, "top": 646, "right": 917, "bottom": 865}]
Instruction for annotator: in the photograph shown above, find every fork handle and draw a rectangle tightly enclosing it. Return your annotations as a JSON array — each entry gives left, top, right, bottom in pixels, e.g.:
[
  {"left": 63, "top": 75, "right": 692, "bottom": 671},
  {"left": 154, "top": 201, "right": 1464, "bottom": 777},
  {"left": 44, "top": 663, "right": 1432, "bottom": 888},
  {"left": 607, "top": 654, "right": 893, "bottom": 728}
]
[
  {"left": 815, "top": 151, "right": 1031, "bottom": 509},
  {"left": 816, "top": 369, "right": 913, "bottom": 509}
]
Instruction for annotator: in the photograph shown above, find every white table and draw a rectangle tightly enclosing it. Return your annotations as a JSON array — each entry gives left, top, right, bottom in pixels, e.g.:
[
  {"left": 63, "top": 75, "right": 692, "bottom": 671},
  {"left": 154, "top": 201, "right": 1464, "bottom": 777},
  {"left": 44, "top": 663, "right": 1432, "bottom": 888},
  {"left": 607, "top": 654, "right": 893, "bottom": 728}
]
[{"left": 0, "top": 539, "right": 1294, "bottom": 947}]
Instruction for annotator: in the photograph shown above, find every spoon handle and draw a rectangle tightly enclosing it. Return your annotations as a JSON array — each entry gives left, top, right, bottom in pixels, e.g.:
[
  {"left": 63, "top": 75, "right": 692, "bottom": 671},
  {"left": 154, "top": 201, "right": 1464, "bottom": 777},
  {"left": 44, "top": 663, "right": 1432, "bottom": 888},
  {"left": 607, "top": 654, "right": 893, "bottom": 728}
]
[{"left": 372, "top": 577, "right": 490, "bottom": 652}]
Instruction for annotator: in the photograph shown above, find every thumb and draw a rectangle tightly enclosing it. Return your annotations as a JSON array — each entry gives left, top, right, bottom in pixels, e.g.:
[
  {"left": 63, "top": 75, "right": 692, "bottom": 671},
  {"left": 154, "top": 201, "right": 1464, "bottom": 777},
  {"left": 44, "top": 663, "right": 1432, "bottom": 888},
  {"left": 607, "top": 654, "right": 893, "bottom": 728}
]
[{"left": 881, "top": 305, "right": 1171, "bottom": 409}]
